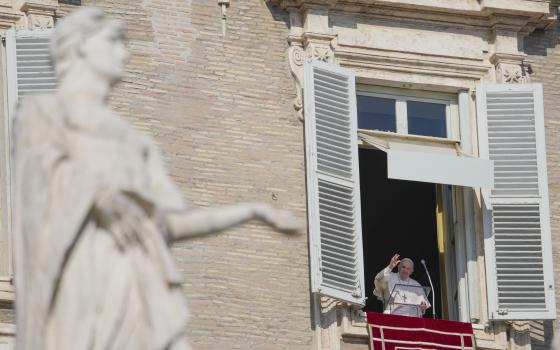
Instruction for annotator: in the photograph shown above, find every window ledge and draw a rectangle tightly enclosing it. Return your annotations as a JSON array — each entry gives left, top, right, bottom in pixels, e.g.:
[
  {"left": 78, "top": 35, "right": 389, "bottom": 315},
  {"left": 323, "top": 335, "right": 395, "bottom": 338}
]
[
  {"left": 0, "top": 278, "right": 14, "bottom": 304},
  {"left": 0, "top": 323, "right": 14, "bottom": 336},
  {"left": 358, "top": 129, "right": 460, "bottom": 145}
]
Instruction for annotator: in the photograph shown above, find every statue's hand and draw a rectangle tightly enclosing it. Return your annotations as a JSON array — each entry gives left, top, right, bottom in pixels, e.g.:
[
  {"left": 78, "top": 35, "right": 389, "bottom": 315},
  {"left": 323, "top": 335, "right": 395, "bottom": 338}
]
[
  {"left": 94, "top": 191, "right": 145, "bottom": 249},
  {"left": 254, "top": 204, "right": 305, "bottom": 235}
]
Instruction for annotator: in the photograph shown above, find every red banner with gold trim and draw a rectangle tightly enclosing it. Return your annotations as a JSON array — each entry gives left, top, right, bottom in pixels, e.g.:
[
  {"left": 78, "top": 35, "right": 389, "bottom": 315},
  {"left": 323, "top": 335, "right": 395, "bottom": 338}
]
[{"left": 367, "top": 312, "right": 474, "bottom": 350}]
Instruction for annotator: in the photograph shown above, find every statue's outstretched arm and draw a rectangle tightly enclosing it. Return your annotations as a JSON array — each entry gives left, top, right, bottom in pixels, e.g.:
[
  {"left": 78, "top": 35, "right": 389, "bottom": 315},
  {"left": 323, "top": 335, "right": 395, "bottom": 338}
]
[{"left": 164, "top": 203, "right": 304, "bottom": 241}]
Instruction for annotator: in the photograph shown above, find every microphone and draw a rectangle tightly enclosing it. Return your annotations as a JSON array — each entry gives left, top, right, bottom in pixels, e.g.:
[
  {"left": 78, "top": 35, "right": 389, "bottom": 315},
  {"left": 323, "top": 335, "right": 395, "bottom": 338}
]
[{"left": 421, "top": 259, "right": 436, "bottom": 319}]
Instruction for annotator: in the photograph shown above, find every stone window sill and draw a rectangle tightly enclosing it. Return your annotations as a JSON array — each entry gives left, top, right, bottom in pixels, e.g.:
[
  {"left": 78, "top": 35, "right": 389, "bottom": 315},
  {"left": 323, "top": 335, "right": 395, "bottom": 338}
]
[{"left": 0, "top": 278, "right": 14, "bottom": 304}]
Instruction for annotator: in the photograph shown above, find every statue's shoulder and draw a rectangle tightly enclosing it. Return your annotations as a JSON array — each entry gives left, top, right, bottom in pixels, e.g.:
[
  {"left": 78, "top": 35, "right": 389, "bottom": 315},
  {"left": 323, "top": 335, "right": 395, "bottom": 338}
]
[
  {"left": 13, "top": 94, "right": 64, "bottom": 148},
  {"left": 16, "top": 94, "right": 61, "bottom": 123}
]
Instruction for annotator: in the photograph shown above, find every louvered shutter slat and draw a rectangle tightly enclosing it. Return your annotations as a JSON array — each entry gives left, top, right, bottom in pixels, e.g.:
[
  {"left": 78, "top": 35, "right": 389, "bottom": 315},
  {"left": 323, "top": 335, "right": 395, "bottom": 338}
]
[
  {"left": 305, "top": 59, "right": 365, "bottom": 305},
  {"left": 477, "top": 84, "right": 555, "bottom": 320},
  {"left": 16, "top": 36, "right": 56, "bottom": 95},
  {"left": 7, "top": 30, "right": 56, "bottom": 119}
]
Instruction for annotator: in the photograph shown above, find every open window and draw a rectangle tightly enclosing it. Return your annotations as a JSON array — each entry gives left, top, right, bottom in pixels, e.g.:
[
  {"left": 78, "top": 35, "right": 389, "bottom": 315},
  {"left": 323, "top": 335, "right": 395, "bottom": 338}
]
[
  {"left": 355, "top": 88, "right": 492, "bottom": 321},
  {"left": 303, "top": 59, "right": 492, "bottom": 315},
  {"left": 303, "top": 60, "right": 554, "bottom": 323}
]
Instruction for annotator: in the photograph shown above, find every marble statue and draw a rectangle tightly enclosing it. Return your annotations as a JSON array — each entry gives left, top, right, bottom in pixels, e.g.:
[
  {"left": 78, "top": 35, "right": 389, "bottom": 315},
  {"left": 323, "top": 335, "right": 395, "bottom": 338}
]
[{"left": 12, "top": 8, "right": 301, "bottom": 350}]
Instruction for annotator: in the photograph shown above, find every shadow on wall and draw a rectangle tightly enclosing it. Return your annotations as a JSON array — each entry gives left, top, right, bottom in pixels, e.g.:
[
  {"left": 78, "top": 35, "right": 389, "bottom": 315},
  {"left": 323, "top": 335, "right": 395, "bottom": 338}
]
[
  {"left": 265, "top": 2, "right": 290, "bottom": 29},
  {"left": 58, "top": 0, "right": 81, "bottom": 4},
  {"left": 530, "top": 320, "right": 553, "bottom": 350},
  {"left": 524, "top": 0, "right": 560, "bottom": 56}
]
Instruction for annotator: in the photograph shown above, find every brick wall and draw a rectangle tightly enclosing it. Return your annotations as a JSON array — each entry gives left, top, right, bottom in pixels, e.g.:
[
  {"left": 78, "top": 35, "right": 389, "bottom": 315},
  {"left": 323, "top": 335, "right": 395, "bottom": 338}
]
[
  {"left": 525, "top": 2, "right": 560, "bottom": 347},
  {"left": 72, "top": 1, "right": 312, "bottom": 348}
]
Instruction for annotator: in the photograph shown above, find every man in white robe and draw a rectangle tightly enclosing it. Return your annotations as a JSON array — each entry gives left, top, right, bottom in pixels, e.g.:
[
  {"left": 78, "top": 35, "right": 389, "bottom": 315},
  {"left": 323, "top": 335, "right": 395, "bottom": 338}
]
[{"left": 373, "top": 254, "right": 430, "bottom": 317}]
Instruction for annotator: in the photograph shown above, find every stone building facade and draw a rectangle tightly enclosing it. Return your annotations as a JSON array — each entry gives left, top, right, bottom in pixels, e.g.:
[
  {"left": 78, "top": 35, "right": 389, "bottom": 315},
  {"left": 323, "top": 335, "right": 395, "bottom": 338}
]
[{"left": 0, "top": 1, "right": 557, "bottom": 350}]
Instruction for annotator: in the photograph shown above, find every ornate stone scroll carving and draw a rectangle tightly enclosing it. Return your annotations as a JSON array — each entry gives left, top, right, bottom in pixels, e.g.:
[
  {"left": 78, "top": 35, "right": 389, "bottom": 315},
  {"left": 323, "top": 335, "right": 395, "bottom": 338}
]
[
  {"left": 282, "top": 0, "right": 335, "bottom": 121},
  {"left": 288, "top": 45, "right": 305, "bottom": 121},
  {"left": 288, "top": 37, "right": 334, "bottom": 121},
  {"left": 497, "top": 64, "right": 523, "bottom": 83},
  {"left": 491, "top": 54, "right": 531, "bottom": 84}
]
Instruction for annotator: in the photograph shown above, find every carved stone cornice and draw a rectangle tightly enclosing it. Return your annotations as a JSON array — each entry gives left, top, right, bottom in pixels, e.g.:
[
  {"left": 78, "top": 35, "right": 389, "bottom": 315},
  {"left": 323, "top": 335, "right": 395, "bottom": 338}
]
[
  {"left": 0, "top": 5, "right": 21, "bottom": 30},
  {"left": 267, "top": 0, "right": 554, "bottom": 31},
  {"left": 268, "top": 0, "right": 553, "bottom": 116},
  {"left": 268, "top": 0, "right": 338, "bottom": 9},
  {"left": 21, "top": 1, "right": 58, "bottom": 29},
  {"left": 336, "top": 48, "right": 492, "bottom": 81}
]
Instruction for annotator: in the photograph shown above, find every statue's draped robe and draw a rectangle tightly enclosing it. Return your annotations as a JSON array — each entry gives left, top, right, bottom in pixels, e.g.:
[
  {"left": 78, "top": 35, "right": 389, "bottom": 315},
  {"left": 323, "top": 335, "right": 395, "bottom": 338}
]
[{"left": 13, "top": 95, "right": 190, "bottom": 350}]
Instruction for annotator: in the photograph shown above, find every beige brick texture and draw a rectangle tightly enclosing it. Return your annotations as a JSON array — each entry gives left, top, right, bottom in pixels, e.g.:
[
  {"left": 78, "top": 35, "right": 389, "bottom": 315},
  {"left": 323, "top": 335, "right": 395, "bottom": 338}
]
[
  {"left": 64, "top": 0, "right": 312, "bottom": 349},
  {"left": 525, "top": 2, "right": 560, "bottom": 347}
]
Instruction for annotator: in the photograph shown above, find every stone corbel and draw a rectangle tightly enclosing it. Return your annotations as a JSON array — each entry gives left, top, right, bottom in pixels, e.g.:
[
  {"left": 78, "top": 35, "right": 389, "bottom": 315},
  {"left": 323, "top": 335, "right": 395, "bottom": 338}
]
[
  {"left": 21, "top": 1, "right": 58, "bottom": 30},
  {"left": 288, "top": 33, "right": 335, "bottom": 121},
  {"left": 279, "top": 2, "right": 335, "bottom": 121}
]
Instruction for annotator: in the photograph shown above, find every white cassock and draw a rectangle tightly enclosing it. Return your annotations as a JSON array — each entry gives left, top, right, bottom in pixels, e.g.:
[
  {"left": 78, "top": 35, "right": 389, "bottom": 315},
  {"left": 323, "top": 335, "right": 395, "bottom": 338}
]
[{"left": 373, "top": 266, "right": 431, "bottom": 317}]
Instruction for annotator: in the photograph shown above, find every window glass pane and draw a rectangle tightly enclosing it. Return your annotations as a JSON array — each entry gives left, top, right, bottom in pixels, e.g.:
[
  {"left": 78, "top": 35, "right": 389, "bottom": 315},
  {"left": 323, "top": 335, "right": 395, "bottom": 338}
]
[
  {"left": 357, "top": 95, "right": 396, "bottom": 132},
  {"left": 407, "top": 101, "right": 447, "bottom": 138}
]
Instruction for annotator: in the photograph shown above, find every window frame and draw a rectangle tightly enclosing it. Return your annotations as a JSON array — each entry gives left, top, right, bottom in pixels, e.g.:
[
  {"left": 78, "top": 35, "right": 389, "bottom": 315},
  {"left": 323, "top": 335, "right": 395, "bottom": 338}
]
[{"left": 356, "top": 85, "right": 460, "bottom": 141}]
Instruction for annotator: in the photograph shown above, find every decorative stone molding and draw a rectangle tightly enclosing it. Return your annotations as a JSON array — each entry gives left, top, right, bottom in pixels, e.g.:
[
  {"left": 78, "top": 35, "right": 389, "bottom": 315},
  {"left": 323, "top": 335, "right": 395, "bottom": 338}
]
[
  {"left": 268, "top": 0, "right": 554, "bottom": 92},
  {"left": 0, "top": 4, "right": 21, "bottom": 30},
  {"left": 288, "top": 33, "right": 334, "bottom": 121},
  {"left": 496, "top": 63, "right": 527, "bottom": 84},
  {"left": 316, "top": 297, "right": 367, "bottom": 350},
  {"left": 21, "top": 1, "right": 58, "bottom": 29},
  {"left": 506, "top": 321, "right": 532, "bottom": 350},
  {"left": 281, "top": 3, "right": 335, "bottom": 121},
  {"left": 491, "top": 54, "right": 531, "bottom": 84},
  {"left": 268, "top": 0, "right": 554, "bottom": 31},
  {"left": 488, "top": 14, "right": 533, "bottom": 84},
  {"left": 270, "top": 0, "right": 554, "bottom": 119},
  {"left": 0, "top": 278, "right": 13, "bottom": 303}
]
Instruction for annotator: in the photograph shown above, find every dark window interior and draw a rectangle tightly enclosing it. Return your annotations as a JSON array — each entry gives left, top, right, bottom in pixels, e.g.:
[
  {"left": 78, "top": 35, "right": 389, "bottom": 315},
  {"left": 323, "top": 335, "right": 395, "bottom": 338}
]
[{"left": 359, "top": 148, "right": 441, "bottom": 319}]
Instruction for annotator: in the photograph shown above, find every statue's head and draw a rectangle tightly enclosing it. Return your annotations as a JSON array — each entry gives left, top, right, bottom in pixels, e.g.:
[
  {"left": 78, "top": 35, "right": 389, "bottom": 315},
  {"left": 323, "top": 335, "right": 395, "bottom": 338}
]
[{"left": 51, "top": 8, "right": 128, "bottom": 85}]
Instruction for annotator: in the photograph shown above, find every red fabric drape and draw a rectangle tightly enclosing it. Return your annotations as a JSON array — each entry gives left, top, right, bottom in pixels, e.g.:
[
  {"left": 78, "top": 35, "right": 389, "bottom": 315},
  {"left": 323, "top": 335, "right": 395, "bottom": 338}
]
[{"left": 367, "top": 312, "right": 474, "bottom": 350}]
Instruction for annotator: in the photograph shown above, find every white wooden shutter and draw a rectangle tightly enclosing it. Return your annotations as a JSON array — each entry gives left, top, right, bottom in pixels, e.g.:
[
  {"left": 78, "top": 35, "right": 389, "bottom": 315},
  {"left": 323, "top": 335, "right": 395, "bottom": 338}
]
[
  {"left": 477, "top": 84, "right": 555, "bottom": 320},
  {"left": 6, "top": 29, "right": 56, "bottom": 120},
  {"left": 2, "top": 29, "right": 55, "bottom": 278},
  {"left": 304, "top": 59, "right": 365, "bottom": 305}
]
